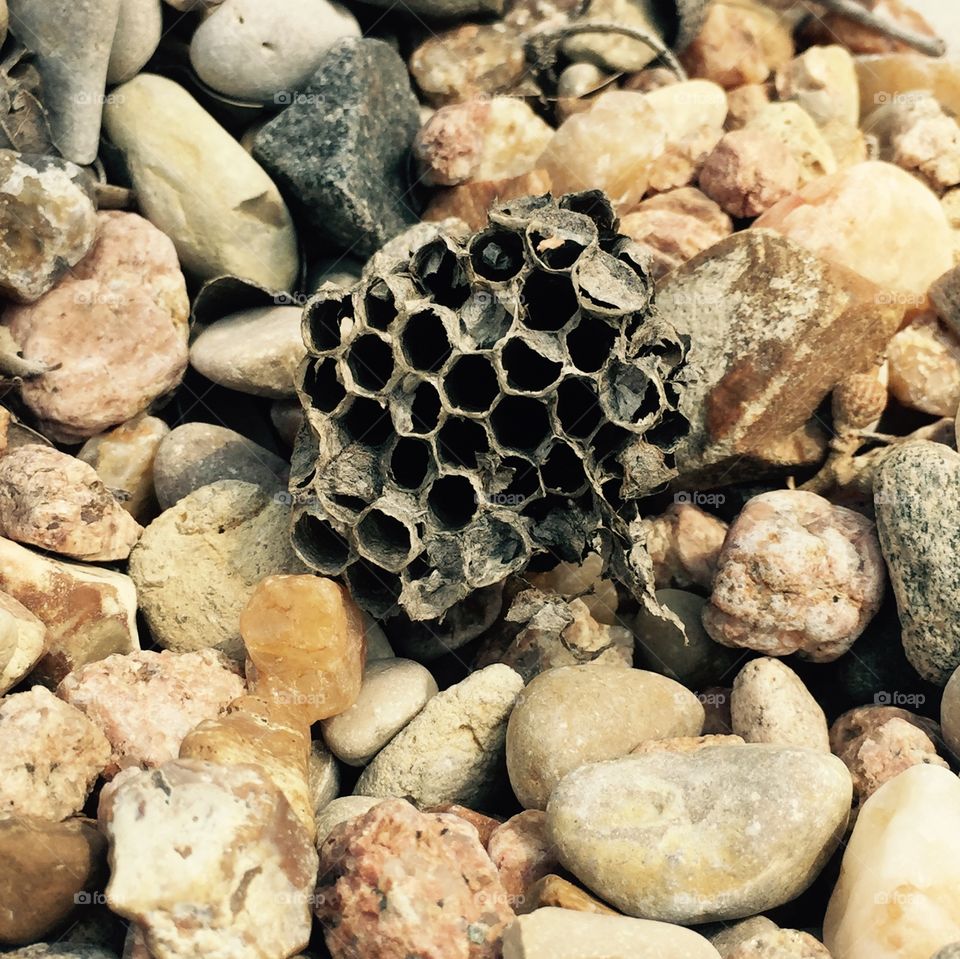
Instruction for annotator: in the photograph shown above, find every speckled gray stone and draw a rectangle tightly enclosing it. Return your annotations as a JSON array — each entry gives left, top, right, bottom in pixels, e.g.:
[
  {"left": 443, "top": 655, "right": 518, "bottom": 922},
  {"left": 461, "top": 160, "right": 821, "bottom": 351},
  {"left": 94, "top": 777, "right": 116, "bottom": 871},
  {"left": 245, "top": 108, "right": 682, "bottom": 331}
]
[
  {"left": 253, "top": 39, "right": 420, "bottom": 256},
  {"left": 875, "top": 441, "right": 960, "bottom": 684},
  {"left": 931, "top": 945, "right": 960, "bottom": 959}
]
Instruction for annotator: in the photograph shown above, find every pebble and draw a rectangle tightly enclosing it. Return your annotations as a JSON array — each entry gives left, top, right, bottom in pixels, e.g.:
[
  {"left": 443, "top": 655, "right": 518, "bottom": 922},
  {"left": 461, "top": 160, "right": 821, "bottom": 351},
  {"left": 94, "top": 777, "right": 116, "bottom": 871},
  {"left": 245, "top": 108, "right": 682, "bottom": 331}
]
[
  {"left": 547, "top": 743, "right": 852, "bottom": 922},
  {"left": 703, "top": 490, "right": 886, "bottom": 662},
  {"left": 884, "top": 92, "right": 960, "bottom": 194},
  {"left": 57, "top": 649, "right": 245, "bottom": 775},
  {"left": 0, "top": 686, "right": 110, "bottom": 820},
  {"left": 527, "top": 553, "right": 619, "bottom": 626},
  {"left": 887, "top": 312, "right": 960, "bottom": 417},
  {"left": 943, "top": 666, "right": 960, "bottom": 758},
  {"left": 726, "top": 929, "right": 831, "bottom": 959},
  {"left": 619, "top": 187, "right": 733, "bottom": 281},
  {"left": 270, "top": 399, "right": 303, "bottom": 447},
  {"left": 424, "top": 170, "right": 553, "bottom": 232},
  {"left": 354, "top": 663, "right": 523, "bottom": 808},
  {"left": 0, "top": 817, "right": 107, "bottom": 946},
  {"left": 487, "top": 810, "right": 558, "bottom": 903},
  {"left": 823, "top": 763, "right": 960, "bottom": 959},
  {"left": 103, "top": 74, "right": 299, "bottom": 290},
  {"left": 0, "top": 152, "right": 96, "bottom": 302},
  {"left": 0, "top": 536, "right": 139, "bottom": 688},
  {"left": 308, "top": 739, "right": 341, "bottom": 813},
  {"left": 253, "top": 39, "right": 420, "bottom": 257},
  {"left": 501, "top": 908, "right": 721, "bottom": 959},
  {"left": 321, "top": 657, "right": 438, "bottom": 765},
  {"left": 0, "top": 445, "right": 142, "bottom": 562},
  {"left": 700, "top": 128, "right": 800, "bottom": 218},
  {"left": 775, "top": 45, "right": 860, "bottom": 129},
  {"left": 429, "top": 803, "right": 502, "bottom": 847},
  {"left": 77, "top": 414, "right": 169, "bottom": 522},
  {"left": 190, "top": 305, "right": 305, "bottom": 398},
  {"left": 107, "top": 0, "right": 162, "bottom": 85},
  {"left": 635, "top": 589, "right": 744, "bottom": 689},
  {"left": 241, "top": 573, "right": 365, "bottom": 723},
  {"left": 644, "top": 502, "right": 728, "bottom": 591},
  {"left": 414, "top": 97, "right": 553, "bottom": 187},
  {"left": 874, "top": 441, "right": 960, "bottom": 683},
  {"left": 7, "top": 211, "right": 189, "bottom": 443},
  {"left": 854, "top": 53, "right": 960, "bottom": 120},
  {"left": 710, "top": 917, "right": 779, "bottom": 957},
  {"left": 190, "top": 0, "right": 359, "bottom": 103},
  {"left": 0, "top": 591, "right": 45, "bottom": 695},
  {"left": 100, "top": 759, "right": 317, "bottom": 959},
  {"left": 506, "top": 665, "right": 704, "bottom": 810},
  {"left": 561, "top": 0, "right": 667, "bottom": 73},
  {"left": 517, "top": 875, "right": 618, "bottom": 916},
  {"left": 314, "top": 795, "right": 386, "bottom": 844},
  {"left": 745, "top": 103, "right": 838, "bottom": 185},
  {"left": 128, "top": 480, "right": 306, "bottom": 660},
  {"left": 3, "top": 948, "right": 116, "bottom": 959},
  {"left": 730, "top": 658, "right": 830, "bottom": 751},
  {"left": 315, "top": 799, "right": 515, "bottom": 959},
  {"left": 7, "top": 0, "right": 120, "bottom": 163},
  {"left": 754, "top": 161, "right": 954, "bottom": 298},
  {"left": 152, "top": 422, "right": 287, "bottom": 509}
]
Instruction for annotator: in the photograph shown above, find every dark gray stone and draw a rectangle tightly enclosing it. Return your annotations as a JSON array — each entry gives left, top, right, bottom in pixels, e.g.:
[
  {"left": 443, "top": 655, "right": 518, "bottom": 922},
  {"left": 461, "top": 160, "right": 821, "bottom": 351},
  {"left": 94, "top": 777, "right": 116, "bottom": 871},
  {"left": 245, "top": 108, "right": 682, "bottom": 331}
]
[
  {"left": 253, "top": 39, "right": 420, "bottom": 256},
  {"left": 875, "top": 440, "right": 960, "bottom": 685}
]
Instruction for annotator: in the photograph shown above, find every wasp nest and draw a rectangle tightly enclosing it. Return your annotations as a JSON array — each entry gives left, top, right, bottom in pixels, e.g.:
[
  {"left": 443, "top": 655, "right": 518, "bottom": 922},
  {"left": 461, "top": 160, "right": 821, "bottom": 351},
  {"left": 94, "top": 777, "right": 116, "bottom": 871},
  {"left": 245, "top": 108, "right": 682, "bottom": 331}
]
[{"left": 290, "top": 192, "right": 689, "bottom": 621}]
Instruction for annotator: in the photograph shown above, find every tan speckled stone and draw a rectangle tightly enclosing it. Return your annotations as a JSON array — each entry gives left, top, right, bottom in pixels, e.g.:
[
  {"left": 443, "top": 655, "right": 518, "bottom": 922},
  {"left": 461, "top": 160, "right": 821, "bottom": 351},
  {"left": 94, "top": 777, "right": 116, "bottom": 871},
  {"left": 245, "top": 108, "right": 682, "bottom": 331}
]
[
  {"left": 644, "top": 502, "right": 728, "bottom": 591},
  {"left": 775, "top": 45, "right": 859, "bottom": 128},
  {"left": 731, "top": 658, "right": 829, "bottom": 752},
  {"left": 710, "top": 916, "right": 779, "bottom": 958},
  {"left": 100, "top": 759, "right": 317, "bottom": 959},
  {"left": 887, "top": 312, "right": 960, "bottom": 418},
  {"left": 727, "top": 929, "right": 831, "bottom": 958},
  {"left": 487, "top": 811, "right": 558, "bottom": 904},
  {"left": 315, "top": 795, "right": 387, "bottom": 845},
  {"left": 517, "top": 875, "right": 618, "bottom": 916},
  {"left": 527, "top": 552, "right": 619, "bottom": 626},
  {"left": 704, "top": 490, "right": 885, "bottom": 661},
  {"left": 0, "top": 686, "right": 110, "bottom": 820},
  {"left": 746, "top": 103, "right": 838, "bottom": 186},
  {"left": 506, "top": 665, "right": 704, "bottom": 810},
  {"left": 0, "top": 590, "right": 45, "bottom": 695},
  {"left": 631, "top": 734, "right": 745, "bottom": 755}
]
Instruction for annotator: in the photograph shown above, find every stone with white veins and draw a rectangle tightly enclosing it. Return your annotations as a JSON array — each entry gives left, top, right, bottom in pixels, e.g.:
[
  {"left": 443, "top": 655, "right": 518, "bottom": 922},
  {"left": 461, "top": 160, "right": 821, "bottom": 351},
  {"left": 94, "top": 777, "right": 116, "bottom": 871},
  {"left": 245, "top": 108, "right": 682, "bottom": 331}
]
[{"left": 99, "top": 759, "right": 317, "bottom": 959}]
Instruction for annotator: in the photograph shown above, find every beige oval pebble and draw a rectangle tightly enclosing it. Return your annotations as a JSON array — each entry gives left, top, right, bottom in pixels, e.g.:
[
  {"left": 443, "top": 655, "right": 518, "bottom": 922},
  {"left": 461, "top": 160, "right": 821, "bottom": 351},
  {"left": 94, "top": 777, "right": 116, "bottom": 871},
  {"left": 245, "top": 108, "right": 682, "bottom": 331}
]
[
  {"left": 315, "top": 795, "right": 388, "bottom": 845},
  {"left": 506, "top": 665, "right": 705, "bottom": 810},
  {"left": 321, "top": 658, "right": 438, "bottom": 766},
  {"left": 731, "top": 658, "right": 829, "bottom": 751}
]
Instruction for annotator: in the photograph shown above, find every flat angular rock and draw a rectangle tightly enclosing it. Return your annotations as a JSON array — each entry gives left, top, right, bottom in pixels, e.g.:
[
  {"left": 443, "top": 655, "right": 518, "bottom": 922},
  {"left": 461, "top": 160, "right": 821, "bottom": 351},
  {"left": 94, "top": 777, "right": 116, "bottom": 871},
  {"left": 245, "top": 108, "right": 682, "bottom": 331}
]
[
  {"left": 0, "top": 536, "right": 139, "bottom": 688},
  {"left": 0, "top": 151, "right": 96, "bottom": 302},
  {"left": 0, "top": 590, "right": 45, "bottom": 695},
  {"left": 657, "top": 230, "right": 903, "bottom": 482},
  {"left": 253, "top": 39, "right": 420, "bottom": 256},
  {"left": 100, "top": 759, "right": 317, "bottom": 959},
  {"left": 547, "top": 744, "right": 852, "bottom": 922}
]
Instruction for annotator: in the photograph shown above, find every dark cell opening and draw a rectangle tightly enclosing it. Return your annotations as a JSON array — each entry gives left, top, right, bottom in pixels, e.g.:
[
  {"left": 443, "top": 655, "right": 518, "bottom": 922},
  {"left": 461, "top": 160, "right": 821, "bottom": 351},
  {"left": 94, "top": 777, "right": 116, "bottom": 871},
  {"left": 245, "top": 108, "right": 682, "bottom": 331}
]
[
  {"left": 470, "top": 228, "right": 525, "bottom": 281},
  {"left": 412, "top": 241, "right": 470, "bottom": 309},
  {"left": 541, "top": 442, "right": 587, "bottom": 494},
  {"left": 592, "top": 422, "right": 630, "bottom": 463},
  {"left": 427, "top": 475, "right": 478, "bottom": 530},
  {"left": 301, "top": 358, "right": 345, "bottom": 413},
  {"left": 602, "top": 476, "right": 623, "bottom": 504},
  {"left": 486, "top": 517, "right": 526, "bottom": 567},
  {"left": 389, "top": 437, "right": 432, "bottom": 489},
  {"left": 346, "top": 560, "right": 402, "bottom": 618},
  {"left": 647, "top": 408, "right": 690, "bottom": 450},
  {"left": 330, "top": 493, "right": 366, "bottom": 516},
  {"left": 491, "top": 396, "right": 551, "bottom": 454},
  {"left": 347, "top": 334, "right": 395, "bottom": 392},
  {"left": 499, "top": 455, "right": 541, "bottom": 503},
  {"left": 357, "top": 509, "right": 413, "bottom": 570},
  {"left": 528, "top": 230, "right": 585, "bottom": 271},
  {"left": 409, "top": 380, "right": 442, "bottom": 434},
  {"left": 444, "top": 354, "right": 499, "bottom": 413},
  {"left": 501, "top": 338, "right": 562, "bottom": 392},
  {"left": 556, "top": 377, "right": 603, "bottom": 439},
  {"left": 291, "top": 512, "right": 350, "bottom": 575},
  {"left": 341, "top": 397, "right": 392, "bottom": 447},
  {"left": 405, "top": 553, "right": 432, "bottom": 581},
  {"left": 520, "top": 271, "right": 578, "bottom": 332},
  {"left": 305, "top": 294, "right": 351, "bottom": 353},
  {"left": 566, "top": 318, "right": 617, "bottom": 373},
  {"left": 559, "top": 190, "right": 617, "bottom": 232},
  {"left": 363, "top": 279, "right": 397, "bottom": 331},
  {"left": 401, "top": 310, "right": 452, "bottom": 373},
  {"left": 437, "top": 417, "right": 489, "bottom": 470}
]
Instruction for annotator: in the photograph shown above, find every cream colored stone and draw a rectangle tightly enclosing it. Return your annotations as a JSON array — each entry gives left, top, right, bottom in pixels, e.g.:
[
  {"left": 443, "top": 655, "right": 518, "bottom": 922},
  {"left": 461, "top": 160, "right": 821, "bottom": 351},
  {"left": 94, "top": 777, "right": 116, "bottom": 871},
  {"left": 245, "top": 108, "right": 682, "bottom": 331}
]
[
  {"left": 727, "top": 929, "right": 831, "bottom": 958},
  {"left": 942, "top": 665, "right": 960, "bottom": 759},
  {"left": 321, "top": 657, "right": 438, "bottom": 766},
  {"left": 103, "top": 74, "right": 299, "bottom": 290},
  {"left": 308, "top": 739, "right": 340, "bottom": 814},
  {"left": 108, "top": 0, "right": 162, "bottom": 85},
  {"left": 488, "top": 810, "right": 558, "bottom": 902},
  {"left": 644, "top": 502, "right": 728, "bottom": 591},
  {"left": 776, "top": 45, "right": 859, "bottom": 128},
  {"left": 855, "top": 54, "right": 960, "bottom": 124},
  {"left": 824, "top": 763, "right": 960, "bottom": 959},
  {"left": 0, "top": 590, "right": 45, "bottom": 694},
  {"left": 562, "top": 0, "right": 666, "bottom": 72},
  {"left": 506, "top": 665, "right": 705, "bottom": 810},
  {"left": 315, "top": 795, "right": 386, "bottom": 845},
  {"left": 887, "top": 312, "right": 960, "bottom": 416},
  {"left": 527, "top": 552, "right": 619, "bottom": 625},
  {"left": 710, "top": 916, "right": 779, "bottom": 957},
  {"left": 746, "top": 102, "right": 837, "bottom": 185}
]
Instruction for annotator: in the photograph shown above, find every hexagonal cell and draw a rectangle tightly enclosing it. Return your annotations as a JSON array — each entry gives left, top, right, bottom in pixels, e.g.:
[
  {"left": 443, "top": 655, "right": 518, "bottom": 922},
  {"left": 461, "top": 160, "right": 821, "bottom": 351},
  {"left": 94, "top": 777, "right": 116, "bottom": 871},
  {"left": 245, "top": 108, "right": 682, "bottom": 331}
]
[
  {"left": 443, "top": 354, "right": 499, "bottom": 414},
  {"left": 541, "top": 441, "right": 588, "bottom": 495},
  {"left": 356, "top": 506, "right": 418, "bottom": 573},
  {"left": 411, "top": 237, "right": 470, "bottom": 309},
  {"left": 555, "top": 376, "right": 603, "bottom": 440},
  {"left": 592, "top": 421, "right": 631, "bottom": 464},
  {"left": 388, "top": 436, "right": 434, "bottom": 490},
  {"left": 398, "top": 379, "right": 442, "bottom": 436},
  {"left": 490, "top": 395, "right": 552, "bottom": 456},
  {"left": 600, "top": 360, "right": 662, "bottom": 427},
  {"left": 468, "top": 227, "right": 525, "bottom": 281},
  {"left": 339, "top": 396, "right": 393, "bottom": 447},
  {"left": 345, "top": 559, "right": 402, "bottom": 619},
  {"left": 459, "top": 289, "right": 516, "bottom": 350},
  {"left": 525, "top": 210, "right": 596, "bottom": 272},
  {"left": 427, "top": 474, "right": 479, "bottom": 531},
  {"left": 572, "top": 247, "right": 650, "bottom": 317},
  {"left": 304, "top": 288, "right": 352, "bottom": 353},
  {"left": 291, "top": 509, "right": 351, "bottom": 575},
  {"left": 400, "top": 308, "right": 453, "bottom": 373},
  {"left": 559, "top": 190, "right": 617, "bottom": 232},
  {"left": 500, "top": 337, "right": 563, "bottom": 393},
  {"left": 298, "top": 357, "right": 346, "bottom": 414},
  {"left": 361, "top": 276, "right": 408, "bottom": 331},
  {"left": 566, "top": 317, "right": 618, "bottom": 374},
  {"left": 436, "top": 416, "right": 489, "bottom": 470},
  {"left": 647, "top": 408, "right": 690, "bottom": 451},
  {"left": 345, "top": 332, "right": 395, "bottom": 393},
  {"left": 519, "top": 270, "right": 579, "bottom": 332},
  {"left": 495, "top": 455, "right": 542, "bottom": 506}
]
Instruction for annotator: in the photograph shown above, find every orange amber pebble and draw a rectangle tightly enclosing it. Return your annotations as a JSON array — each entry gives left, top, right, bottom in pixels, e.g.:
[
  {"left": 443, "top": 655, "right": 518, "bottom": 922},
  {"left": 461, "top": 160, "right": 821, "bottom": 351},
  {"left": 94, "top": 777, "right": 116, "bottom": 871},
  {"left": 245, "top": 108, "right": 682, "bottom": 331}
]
[{"left": 240, "top": 574, "right": 366, "bottom": 723}]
